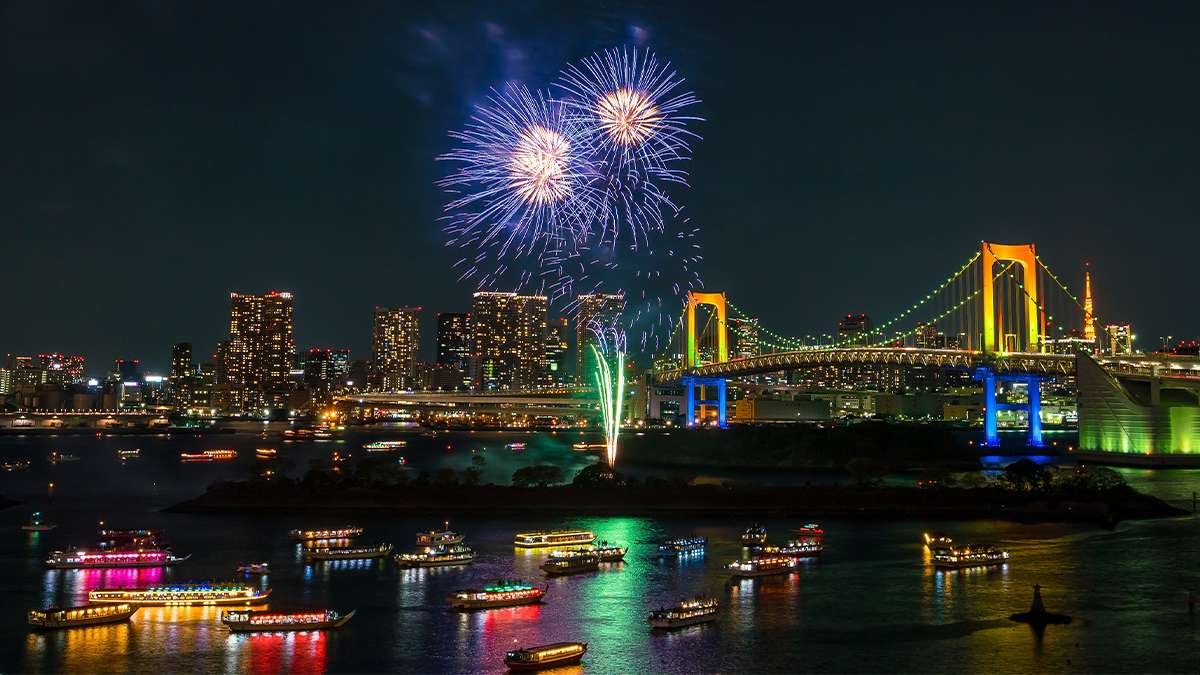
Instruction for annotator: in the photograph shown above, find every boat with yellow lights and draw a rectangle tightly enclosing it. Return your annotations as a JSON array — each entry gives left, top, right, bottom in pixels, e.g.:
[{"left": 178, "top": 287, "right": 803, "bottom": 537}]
[
  {"left": 584, "top": 541, "right": 627, "bottom": 562},
  {"left": 648, "top": 596, "right": 719, "bottom": 629},
  {"left": 364, "top": 440, "right": 407, "bottom": 452},
  {"left": 304, "top": 543, "right": 393, "bottom": 562},
  {"left": 222, "top": 608, "right": 355, "bottom": 632},
  {"left": 932, "top": 544, "right": 1010, "bottom": 569},
  {"left": 289, "top": 526, "right": 363, "bottom": 541},
  {"left": 513, "top": 529, "right": 595, "bottom": 548},
  {"left": 741, "top": 525, "right": 768, "bottom": 545},
  {"left": 395, "top": 544, "right": 475, "bottom": 568},
  {"left": 28, "top": 603, "right": 137, "bottom": 630},
  {"left": 540, "top": 550, "right": 600, "bottom": 576},
  {"left": 180, "top": 449, "right": 237, "bottom": 463},
  {"left": 727, "top": 555, "right": 799, "bottom": 578},
  {"left": 45, "top": 548, "right": 189, "bottom": 569},
  {"left": 116, "top": 449, "right": 140, "bottom": 461},
  {"left": 504, "top": 642, "right": 587, "bottom": 671},
  {"left": 416, "top": 522, "right": 464, "bottom": 546},
  {"left": 255, "top": 448, "right": 277, "bottom": 459},
  {"left": 88, "top": 582, "right": 271, "bottom": 606},
  {"left": 450, "top": 580, "right": 546, "bottom": 610},
  {"left": 923, "top": 532, "right": 954, "bottom": 553}
]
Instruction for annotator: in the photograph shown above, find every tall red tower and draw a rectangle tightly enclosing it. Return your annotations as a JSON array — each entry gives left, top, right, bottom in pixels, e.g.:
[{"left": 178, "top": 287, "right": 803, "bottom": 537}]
[{"left": 1082, "top": 263, "right": 1096, "bottom": 341}]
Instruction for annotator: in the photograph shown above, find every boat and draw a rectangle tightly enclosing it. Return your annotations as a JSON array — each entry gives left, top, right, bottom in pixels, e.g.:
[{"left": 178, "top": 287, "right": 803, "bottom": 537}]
[
  {"left": 794, "top": 523, "right": 825, "bottom": 543},
  {"left": 180, "top": 449, "right": 237, "bottom": 462},
  {"left": 504, "top": 642, "right": 587, "bottom": 671},
  {"left": 2, "top": 460, "right": 31, "bottom": 472},
  {"left": 932, "top": 544, "right": 1010, "bottom": 569},
  {"left": 237, "top": 562, "right": 270, "bottom": 574},
  {"left": 571, "top": 442, "right": 605, "bottom": 451},
  {"left": 450, "top": 580, "right": 546, "bottom": 610},
  {"left": 657, "top": 536, "right": 706, "bottom": 557},
  {"left": 254, "top": 448, "right": 277, "bottom": 459},
  {"left": 648, "top": 596, "right": 719, "bottom": 629},
  {"left": 116, "top": 449, "right": 140, "bottom": 461},
  {"left": 21, "top": 512, "right": 57, "bottom": 532},
  {"left": 28, "top": 603, "right": 137, "bottom": 630},
  {"left": 416, "top": 521, "right": 464, "bottom": 546},
  {"left": 96, "top": 528, "right": 162, "bottom": 549},
  {"left": 395, "top": 544, "right": 475, "bottom": 568},
  {"left": 540, "top": 550, "right": 601, "bottom": 576},
  {"left": 45, "top": 549, "right": 189, "bottom": 569},
  {"left": 363, "top": 440, "right": 407, "bottom": 452},
  {"left": 741, "top": 525, "right": 768, "bottom": 545},
  {"left": 755, "top": 539, "right": 824, "bottom": 558},
  {"left": 48, "top": 451, "right": 81, "bottom": 464},
  {"left": 505, "top": 442, "right": 527, "bottom": 450},
  {"left": 513, "top": 529, "right": 596, "bottom": 548},
  {"left": 89, "top": 583, "right": 271, "bottom": 606},
  {"left": 304, "top": 543, "right": 393, "bottom": 562},
  {"left": 923, "top": 532, "right": 954, "bottom": 553},
  {"left": 289, "top": 527, "right": 363, "bottom": 541},
  {"left": 727, "top": 555, "right": 799, "bottom": 578},
  {"left": 585, "top": 541, "right": 627, "bottom": 562},
  {"left": 222, "top": 608, "right": 354, "bottom": 632}
]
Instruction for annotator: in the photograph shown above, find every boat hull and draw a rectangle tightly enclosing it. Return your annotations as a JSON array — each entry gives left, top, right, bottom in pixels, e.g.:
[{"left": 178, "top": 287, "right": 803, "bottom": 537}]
[
  {"left": 397, "top": 555, "right": 474, "bottom": 569},
  {"left": 729, "top": 567, "right": 796, "bottom": 579},
  {"left": 648, "top": 613, "right": 717, "bottom": 629},
  {"left": 541, "top": 562, "right": 600, "bottom": 576},
  {"left": 45, "top": 554, "right": 189, "bottom": 570},
  {"left": 224, "top": 611, "right": 355, "bottom": 632},
  {"left": 933, "top": 558, "right": 1007, "bottom": 570},
  {"left": 453, "top": 593, "right": 544, "bottom": 610}
]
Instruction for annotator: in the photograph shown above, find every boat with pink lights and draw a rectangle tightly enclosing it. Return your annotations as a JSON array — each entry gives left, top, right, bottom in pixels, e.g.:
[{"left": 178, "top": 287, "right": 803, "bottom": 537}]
[
  {"left": 45, "top": 548, "right": 190, "bottom": 569},
  {"left": 222, "top": 608, "right": 355, "bottom": 632}
]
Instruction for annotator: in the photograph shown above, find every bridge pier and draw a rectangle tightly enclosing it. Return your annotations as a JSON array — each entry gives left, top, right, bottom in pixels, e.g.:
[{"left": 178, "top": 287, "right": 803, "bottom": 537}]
[
  {"left": 682, "top": 376, "right": 726, "bottom": 428},
  {"left": 974, "top": 367, "right": 1043, "bottom": 447}
]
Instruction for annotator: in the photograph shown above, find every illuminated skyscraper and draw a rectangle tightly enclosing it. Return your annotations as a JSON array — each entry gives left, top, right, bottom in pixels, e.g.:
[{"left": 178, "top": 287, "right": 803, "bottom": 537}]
[
  {"left": 471, "top": 292, "right": 548, "bottom": 390},
  {"left": 545, "top": 318, "right": 569, "bottom": 385},
  {"left": 302, "top": 347, "right": 351, "bottom": 399},
  {"left": 729, "top": 316, "right": 761, "bottom": 359},
  {"left": 224, "top": 291, "right": 296, "bottom": 411},
  {"left": 1083, "top": 264, "right": 1096, "bottom": 342},
  {"left": 373, "top": 306, "right": 421, "bottom": 391},
  {"left": 575, "top": 293, "right": 624, "bottom": 383},
  {"left": 38, "top": 353, "right": 84, "bottom": 384},
  {"left": 169, "top": 342, "right": 193, "bottom": 407},
  {"left": 1104, "top": 323, "right": 1133, "bottom": 356},
  {"left": 837, "top": 313, "right": 872, "bottom": 346},
  {"left": 436, "top": 312, "right": 472, "bottom": 389}
]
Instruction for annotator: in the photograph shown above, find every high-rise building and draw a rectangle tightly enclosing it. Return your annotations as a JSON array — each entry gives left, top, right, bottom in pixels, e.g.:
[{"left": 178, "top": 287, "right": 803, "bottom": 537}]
[
  {"left": 575, "top": 293, "right": 625, "bottom": 383},
  {"left": 730, "top": 316, "right": 761, "bottom": 360},
  {"left": 436, "top": 312, "right": 472, "bottom": 390},
  {"left": 1104, "top": 323, "right": 1133, "bottom": 356},
  {"left": 837, "top": 314, "right": 872, "bottom": 346},
  {"left": 38, "top": 353, "right": 84, "bottom": 384},
  {"left": 302, "top": 348, "right": 351, "bottom": 394},
  {"left": 223, "top": 291, "right": 296, "bottom": 411},
  {"left": 372, "top": 306, "right": 421, "bottom": 391},
  {"left": 0, "top": 368, "right": 11, "bottom": 395},
  {"left": 471, "top": 292, "right": 548, "bottom": 390},
  {"left": 913, "top": 321, "right": 947, "bottom": 349},
  {"left": 545, "top": 318, "right": 569, "bottom": 385},
  {"left": 113, "top": 358, "right": 142, "bottom": 383},
  {"left": 169, "top": 342, "right": 193, "bottom": 406}
]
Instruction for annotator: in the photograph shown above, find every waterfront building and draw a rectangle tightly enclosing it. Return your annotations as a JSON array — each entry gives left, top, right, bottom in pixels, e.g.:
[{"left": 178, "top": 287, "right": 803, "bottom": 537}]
[
  {"left": 837, "top": 313, "right": 872, "bottom": 346},
  {"left": 372, "top": 306, "right": 421, "bottom": 391},
  {"left": 302, "top": 348, "right": 351, "bottom": 400},
  {"left": 169, "top": 342, "right": 193, "bottom": 406},
  {"left": 436, "top": 312, "right": 472, "bottom": 390},
  {"left": 575, "top": 292, "right": 624, "bottom": 383},
  {"left": 37, "top": 353, "right": 84, "bottom": 384},
  {"left": 223, "top": 291, "right": 296, "bottom": 412},
  {"left": 545, "top": 318, "right": 569, "bottom": 385},
  {"left": 471, "top": 292, "right": 548, "bottom": 390},
  {"left": 0, "top": 367, "right": 10, "bottom": 395}
]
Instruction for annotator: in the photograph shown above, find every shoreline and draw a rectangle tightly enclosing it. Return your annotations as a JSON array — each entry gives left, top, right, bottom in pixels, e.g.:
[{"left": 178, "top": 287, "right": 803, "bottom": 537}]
[{"left": 166, "top": 482, "right": 1186, "bottom": 526}]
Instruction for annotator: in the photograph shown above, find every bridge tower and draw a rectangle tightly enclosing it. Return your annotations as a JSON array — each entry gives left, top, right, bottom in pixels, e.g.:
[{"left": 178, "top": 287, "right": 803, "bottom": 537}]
[
  {"left": 682, "top": 291, "right": 728, "bottom": 428},
  {"left": 980, "top": 242, "right": 1045, "bottom": 354}
]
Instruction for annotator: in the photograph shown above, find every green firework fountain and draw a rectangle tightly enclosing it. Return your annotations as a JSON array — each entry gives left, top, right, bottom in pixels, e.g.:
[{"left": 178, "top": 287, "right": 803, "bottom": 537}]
[{"left": 589, "top": 342, "right": 625, "bottom": 467}]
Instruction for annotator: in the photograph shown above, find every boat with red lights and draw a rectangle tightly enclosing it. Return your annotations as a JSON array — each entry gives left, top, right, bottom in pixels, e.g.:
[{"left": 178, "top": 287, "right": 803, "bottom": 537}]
[
  {"left": 222, "top": 608, "right": 355, "bottom": 632},
  {"left": 450, "top": 580, "right": 546, "bottom": 610},
  {"left": 46, "top": 548, "right": 189, "bottom": 569},
  {"left": 726, "top": 555, "right": 799, "bottom": 578},
  {"left": 289, "top": 526, "right": 363, "bottom": 541},
  {"left": 416, "top": 522, "right": 464, "bottom": 546},
  {"left": 395, "top": 544, "right": 475, "bottom": 568},
  {"left": 304, "top": 543, "right": 393, "bottom": 561},
  {"left": 504, "top": 642, "right": 587, "bottom": 671},
  {"left": 89, "top": 582, "right": 271, "bottom": 606},
  {"left": 540, "top": 550, "right": 600, "bottom": 576},
  {"left": 513, "top": 529, "right": 595, "bottom": 548},
  {"left": 28, "top": 603, "right": 137, "bottom": 630},
  {"left": 648, "top": 596, "right": 719, "bottom": 629}
]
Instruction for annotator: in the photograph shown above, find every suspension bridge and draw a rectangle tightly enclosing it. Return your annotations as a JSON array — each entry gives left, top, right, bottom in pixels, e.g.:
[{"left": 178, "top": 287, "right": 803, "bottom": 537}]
[{"left": 652, "top": 241, "right": 1198, "bottom": 446}]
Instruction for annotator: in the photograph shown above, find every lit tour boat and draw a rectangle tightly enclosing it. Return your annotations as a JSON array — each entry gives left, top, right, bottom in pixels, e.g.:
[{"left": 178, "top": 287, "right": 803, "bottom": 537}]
[
  {"left": 255, "top": 448, "right": 277, "bottom": 459},
  {"left": 3, "top": 460, "right": 31, "bottom": 472},
  {"left": 932, "top": 544, "right": 1010, "bottom": 570},
  {"left": 794, "top": 523, "right": 825, "bottom": 542},
  {"left": 22, "top": 511, "right": 57, "bottom": 532},
  {"left": 726, "top": 555, "right": 799, "bottom": 578},
  {"left": 657, "top": 536, "right": 706, "bottom": 557},
  {"left": 304, "top": 543, "right": 393, "bottom": 562},
  {"left": 180, "top": 449, "right": 238, "bottom": 463},
  {"left": 237, "top": 562, "right": 270, "bottom": 575},
  {"left": 647, "top": 596, "right": 719, "bottom": 629},
  {"left": 584, "top": 541, "right": 627, "bottom": 562},
  {"left": 395, "top": 544, "right": 475, "bottom": 568},
  {"left": 116, "top": 449, "right": 141, "bottom": 461},
  {"left": 755, "top": 539, "right": 824, "bottom": 558},
  {"left": 89, "top": 583, "right": 271, "bottom": 606},
  {"left": 504, "top": 642, "right": 587, "bottom": 671},
  {"left": 222, "top": 608, "right": 355, "bottom": 632},
  {"left": 28, "top": 603, "right": 137, "bottom": 630},
  {"left": 363, "top": 440, "right": 407, "bottom": 452},
  {"left": 571, "top": 442, "right": 605, "bottom": 451},
  {"left": 505, "top": 442, "right": 527, "bottom": 450},
  {"left": 48, "top": 450, "right": 81, "bottom": 464},
  {"left": 513, "top": 529, "right": 596, "bottom": 548},
  {"left": 416, "top": 521, "right": 464, "bottom": 546},
  {"left": 289, "top": 526, "right": 363, "bottom": 541},
  {"left": 45, "top": 548, "right": 189, "bottom": 569},
  {"left": 923, "top": 532, "right": 954, "bottom": 554},
  {"left": 540, "top": 550, "right": 601, "bottom": 576},
  {"left": 741, "top": 525, "right": 768, "bottom": 545},
  {"left": 450, "top": 580, "right": 546, "bottom": 610},
  {"left": 96, "top": 528, "right": 162, "bottom": 549}
]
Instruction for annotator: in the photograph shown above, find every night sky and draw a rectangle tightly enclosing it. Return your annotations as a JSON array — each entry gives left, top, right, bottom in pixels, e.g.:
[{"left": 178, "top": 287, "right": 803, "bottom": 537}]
[{"left": 4, "top": 1, "right": 1198, "bottom": 374}]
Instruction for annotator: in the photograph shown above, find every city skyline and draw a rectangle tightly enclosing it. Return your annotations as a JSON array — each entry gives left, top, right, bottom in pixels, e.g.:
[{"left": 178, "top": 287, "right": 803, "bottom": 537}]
[{"left": 5, "top": 2, "right": 1199, "bottom": 374}]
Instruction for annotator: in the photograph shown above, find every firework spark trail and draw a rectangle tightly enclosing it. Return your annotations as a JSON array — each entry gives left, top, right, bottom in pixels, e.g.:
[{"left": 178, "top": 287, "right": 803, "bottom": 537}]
[
  {"left": 588, "top": 326, "right": 626, "bottom": 467},
  {"left": 438, "top": 83, "right": 605, "bottom": 291},
  {"left": 556, "top": 46, "right": 703, "bottom": 247}
]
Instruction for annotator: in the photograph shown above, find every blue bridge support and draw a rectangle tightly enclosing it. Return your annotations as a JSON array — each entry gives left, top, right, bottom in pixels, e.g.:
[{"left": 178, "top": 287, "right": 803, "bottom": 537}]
[
  {"left": 682, "top": 376, "right": 726, "bottom": 428},
  {"left": 974, "top": 367, "right": 1043, "bottom": 447}
]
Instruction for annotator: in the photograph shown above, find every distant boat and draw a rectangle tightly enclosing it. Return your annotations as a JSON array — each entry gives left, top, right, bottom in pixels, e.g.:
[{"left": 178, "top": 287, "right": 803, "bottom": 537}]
[
  {"left": 395, "top": 544, "right": 475, "bottom": 569},
  {"left": 289, "top": 527, "right": 363, "bottom": 541},
  {"left": 741, "top": 525, "right": 767, "bottom": 545},
  {"left": 513, "top": 529, "right": 595, "bottom": 548},
  {"left": 505, "top": 442, "right": 527, "bottom": 451},
  {"left": 931, "top": 544, "right": 1009, "bottom": 570},
  {"left": 2, "top": 460, "right": 31, "bottom": 472},
  {"left": 648, "top": 596, "right": 719, "bottom": 629},
  {"left": 222, "top": 608, "right": 354, "bottom": 632},
  {"left": 21, "top": 512, "right": 56, "bottom": 532},
  {"left": 658, "top": 537, "right": 706, "bottom": 558},
  {"left": 416, "top": 522, "right": 463, "bottom": 547},
  {"left": 28, "top": 603, "right": 137, "bottom": 630},
  {"left": 540, "top": 550, "right": 600, "bottom": 576},
  {"left": 727, "top": 555, "right": 798, "bottom": 579},
  {"left": 237, "top": 562, "right": 270, "bottom": 575},
  {"left": 504, "top": 642, "right": 587, "bottom": 671},
  {"left": 116, "top": 449, "right": 141, "bottom": 461},
  {"left": 450, "top": 580, "right": 546, "bottom": 610},
  {"left": 48, "top": 451, "right": 80, "bottom": 464},
  {"left": 305, "top": 543, "right": 393, "bottom": 562}
]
